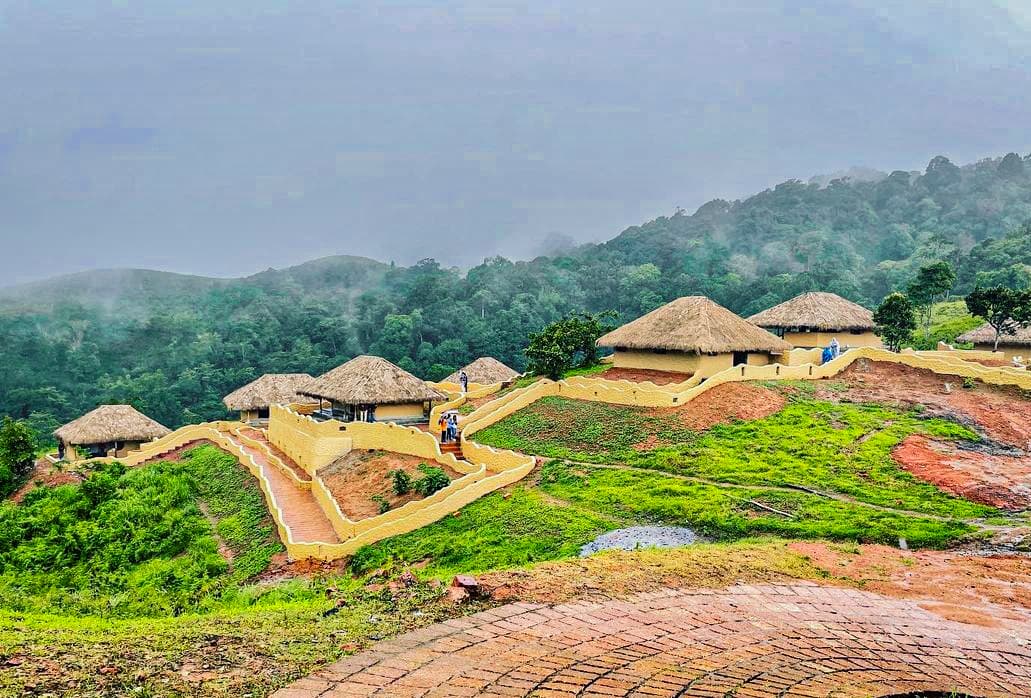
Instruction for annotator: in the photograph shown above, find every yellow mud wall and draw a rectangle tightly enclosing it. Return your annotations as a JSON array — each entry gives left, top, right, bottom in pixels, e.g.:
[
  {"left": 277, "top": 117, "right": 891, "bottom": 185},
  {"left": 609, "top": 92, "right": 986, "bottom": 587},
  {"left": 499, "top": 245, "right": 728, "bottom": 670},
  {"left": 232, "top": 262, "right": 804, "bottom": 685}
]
[
  {"left": 113, "top": 441, "right": 142, "bottom": 458},
  {"left": 267, "top": 405, "right": 352, "bottom": 475},
  {"left": 374, "top": 402, "right": 426, "bottom": 421},
  {"left": 971, "top": 343, "right": 1029, "bottom": 362},
  {"left": 746, "top": 353, "right": 773, "bottom": 366},
  {"left": 782, "top": 331, "right": 882, "bottom": 349},
  {"left": 612, "top": 350, "right": 735, "bottom": 376}
]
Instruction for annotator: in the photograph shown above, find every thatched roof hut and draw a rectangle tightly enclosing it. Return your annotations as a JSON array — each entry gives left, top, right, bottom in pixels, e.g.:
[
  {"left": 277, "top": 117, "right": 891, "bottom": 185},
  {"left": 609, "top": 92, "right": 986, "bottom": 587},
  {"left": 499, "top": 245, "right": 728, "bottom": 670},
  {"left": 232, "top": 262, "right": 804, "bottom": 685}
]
[
  {"left": 299, "top": 355, "right": 446, "bottom": 405},
  {"left": 444, "top": 357, "right": 520, "bottom": 385},
  {"left": 747, "top": 292, "right": 875, "bottom": 331},
  {"left": 957, "top": 323, "right": 1031, "bottom": 347},
  {"left": 222, "top": 373, "right": 314, "bottom": 411},
  {"left": 54, "top": 405, "right": 171, "bottom": 446},
  {"left": 597, "top": 296, "right": 792, "bottom": 354}
]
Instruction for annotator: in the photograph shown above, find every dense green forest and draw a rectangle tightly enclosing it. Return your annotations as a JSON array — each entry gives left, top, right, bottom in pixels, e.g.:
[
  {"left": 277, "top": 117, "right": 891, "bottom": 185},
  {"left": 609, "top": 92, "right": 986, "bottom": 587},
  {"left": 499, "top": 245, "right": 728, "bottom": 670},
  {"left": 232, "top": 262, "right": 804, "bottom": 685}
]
[{"left": 3, "top": 152, "right": 1031, "bottom": 437}]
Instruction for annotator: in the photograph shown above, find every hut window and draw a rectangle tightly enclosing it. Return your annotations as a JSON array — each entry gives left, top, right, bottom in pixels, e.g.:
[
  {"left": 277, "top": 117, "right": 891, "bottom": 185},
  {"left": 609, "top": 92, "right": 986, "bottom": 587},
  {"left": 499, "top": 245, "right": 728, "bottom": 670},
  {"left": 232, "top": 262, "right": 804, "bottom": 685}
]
[
  {"left": 849, "top": 329, "right": 864, "bottom": 335},
  {"left": 257, "top": 407, "right": 270, "bottom": 419},
  {"left": 732, "top": 351, "right": 748, "bottom": 366}
]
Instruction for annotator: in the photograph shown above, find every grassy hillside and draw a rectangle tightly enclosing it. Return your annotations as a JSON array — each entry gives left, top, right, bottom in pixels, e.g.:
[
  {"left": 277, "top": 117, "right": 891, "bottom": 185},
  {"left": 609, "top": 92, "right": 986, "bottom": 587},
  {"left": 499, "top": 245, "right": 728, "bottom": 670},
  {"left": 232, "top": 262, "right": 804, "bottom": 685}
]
[{"left": 0, "top": 446, "right": 282, "bottom": 616}]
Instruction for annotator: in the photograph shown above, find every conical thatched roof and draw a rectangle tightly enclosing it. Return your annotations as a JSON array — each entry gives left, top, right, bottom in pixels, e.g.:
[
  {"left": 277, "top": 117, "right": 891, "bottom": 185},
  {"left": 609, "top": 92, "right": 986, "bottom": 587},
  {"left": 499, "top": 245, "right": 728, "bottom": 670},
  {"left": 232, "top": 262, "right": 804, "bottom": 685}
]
[
  {"left": 957, "top": 322, "right": 1031, "bottom": 347},
  {"left": 444, "top": 357, "right": 520, "bottom": 384},
  {"left": 54, "top": 405, "right": 171, "bottom": 445},
  {"left": 299, "top": 355, "right": 446, "bottom": 405},
  {"left": 747, "top": 292, "right": 875, "bottom": 331},
  {"left": 597, "top": 296, "right": 792, "bottom": 354},
  {"left": 223, "top": 373, "right": 314, "bottom": 411}
]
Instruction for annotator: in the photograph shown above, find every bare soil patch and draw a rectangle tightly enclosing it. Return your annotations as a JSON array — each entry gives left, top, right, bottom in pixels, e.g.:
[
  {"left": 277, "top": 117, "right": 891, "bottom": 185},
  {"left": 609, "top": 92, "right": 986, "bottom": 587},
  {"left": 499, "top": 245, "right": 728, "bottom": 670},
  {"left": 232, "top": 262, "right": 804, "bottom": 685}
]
[
  {"left": 788, "top": 541, "right": 1031, "bottom": 629},
  {"left": 9, "top": 457, "right": 83, "bottom": 503},
  {"left": 649, "top": 381, "right": 786, "bottom": 431},
  {"left": 893, "top": 435, "right": 1031, "bottom": 510},
  {"left": 600, "top": 367, "right": 694, "bottom": 385},
  {"left": 822, "top": 360, "right": 1031, "bottom": 448},
  {"left": 319, "top": 450, "right": 461, "bottom": 520}
]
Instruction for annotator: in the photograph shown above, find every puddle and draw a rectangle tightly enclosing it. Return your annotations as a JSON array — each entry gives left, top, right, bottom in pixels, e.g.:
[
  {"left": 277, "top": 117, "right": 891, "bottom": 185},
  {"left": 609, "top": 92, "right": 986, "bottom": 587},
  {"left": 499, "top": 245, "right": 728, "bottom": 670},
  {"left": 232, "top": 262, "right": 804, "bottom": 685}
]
[{"left": 580, "top": 526, "right": 703, "bottom": 557}]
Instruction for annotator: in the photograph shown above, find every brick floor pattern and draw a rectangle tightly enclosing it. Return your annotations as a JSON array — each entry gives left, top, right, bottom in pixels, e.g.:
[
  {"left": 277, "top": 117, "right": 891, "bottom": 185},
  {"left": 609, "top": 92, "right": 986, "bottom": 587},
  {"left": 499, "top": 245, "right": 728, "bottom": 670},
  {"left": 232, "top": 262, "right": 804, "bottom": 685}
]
[{"left": 272, "top": 583, "right": 1031, "bottom": 698}]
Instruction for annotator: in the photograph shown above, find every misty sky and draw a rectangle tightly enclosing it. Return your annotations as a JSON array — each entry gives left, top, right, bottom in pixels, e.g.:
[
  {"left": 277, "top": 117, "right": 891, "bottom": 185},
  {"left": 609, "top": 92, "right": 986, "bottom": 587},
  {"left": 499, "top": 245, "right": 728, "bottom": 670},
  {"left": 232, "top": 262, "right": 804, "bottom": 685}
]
[{"left": 2, "top": 0, "right": 1031, "bottom": 285}]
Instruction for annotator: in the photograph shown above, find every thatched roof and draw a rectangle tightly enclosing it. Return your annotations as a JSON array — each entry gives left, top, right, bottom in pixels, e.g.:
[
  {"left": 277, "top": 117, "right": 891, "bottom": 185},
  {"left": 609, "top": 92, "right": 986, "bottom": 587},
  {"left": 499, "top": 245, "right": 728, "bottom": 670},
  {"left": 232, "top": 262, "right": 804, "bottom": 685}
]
[
  {"left": 957, "top": 322, "right": 1031, "bottom": 347},
  {"left": 748, "top": 292, "right": 875, "bottom": 331},
  {"left": 444, "top": 357, "right": 520, "bottom": 384},
  {"left": 54, "top": 405, "right": 171, "bottom": 445},
  {"left": 597, "top": 296, "right": 792, "bottom": 354},
  {"left": 223, "top": 373, "right": 314, "bottom": 411},
  {"left": 299, "top": 355, "right": 446, "bottom": 405}
]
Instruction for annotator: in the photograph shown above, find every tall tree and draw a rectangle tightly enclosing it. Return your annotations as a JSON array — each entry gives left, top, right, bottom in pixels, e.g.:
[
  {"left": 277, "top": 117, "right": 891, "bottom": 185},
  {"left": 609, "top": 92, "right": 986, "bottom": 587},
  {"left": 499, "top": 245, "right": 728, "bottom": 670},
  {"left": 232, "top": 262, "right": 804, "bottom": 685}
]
[
  {"left": 907, "top": 261, "right": 956, "bottom": 336},
  {"left": 965, "top": 286, "right": 1031, "bottom": 350},
  {"left": 524, "top": 311, "right": 615, "bottom": 379},
  {"left": 0, "top": 416, "right": 38, "bottom": 497},
  {"left": 873, "top": 292, "right": 917, "bottom": 352}
]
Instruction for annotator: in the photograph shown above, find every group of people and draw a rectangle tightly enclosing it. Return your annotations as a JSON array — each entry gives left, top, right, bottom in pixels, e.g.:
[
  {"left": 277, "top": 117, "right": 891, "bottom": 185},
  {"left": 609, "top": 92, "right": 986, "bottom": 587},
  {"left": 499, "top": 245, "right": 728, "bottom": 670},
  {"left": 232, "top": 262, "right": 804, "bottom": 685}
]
[
  {"left": 820, "top": 337, "right": 842, "bottom": 364},
  {"left": 438, "top": 410, "right": 460, "bottom": 443}
]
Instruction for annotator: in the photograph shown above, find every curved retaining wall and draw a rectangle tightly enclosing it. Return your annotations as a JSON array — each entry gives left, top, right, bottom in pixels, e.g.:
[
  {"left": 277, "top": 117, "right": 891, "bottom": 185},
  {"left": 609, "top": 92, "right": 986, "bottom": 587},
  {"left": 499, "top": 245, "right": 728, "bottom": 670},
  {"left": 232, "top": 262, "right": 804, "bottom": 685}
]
[
  {"left": 107, "top": 347, "right": 1027, "bottom": 562},
  {"left": 461, "top": 347, "right": 1031, "bottom": 437}
]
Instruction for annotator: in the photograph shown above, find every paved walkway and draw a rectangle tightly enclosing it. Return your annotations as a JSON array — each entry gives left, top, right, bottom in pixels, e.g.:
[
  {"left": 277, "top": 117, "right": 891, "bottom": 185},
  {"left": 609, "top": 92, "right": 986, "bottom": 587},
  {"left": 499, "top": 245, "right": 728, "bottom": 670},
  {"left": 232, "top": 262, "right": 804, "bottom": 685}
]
[
  {"left": 226, "top": 433, "right": 341, "bottom": 544},
  {"left": 272, "top": 583, "right": 1031, "bottom": 698}
]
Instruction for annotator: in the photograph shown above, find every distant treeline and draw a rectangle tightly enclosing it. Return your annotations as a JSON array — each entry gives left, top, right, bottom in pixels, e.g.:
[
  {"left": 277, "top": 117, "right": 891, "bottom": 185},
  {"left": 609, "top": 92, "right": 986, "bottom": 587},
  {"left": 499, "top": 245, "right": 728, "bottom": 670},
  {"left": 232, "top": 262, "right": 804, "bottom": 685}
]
[{"left": 2, "top": 153, "right": 1030, "bottom": 435}]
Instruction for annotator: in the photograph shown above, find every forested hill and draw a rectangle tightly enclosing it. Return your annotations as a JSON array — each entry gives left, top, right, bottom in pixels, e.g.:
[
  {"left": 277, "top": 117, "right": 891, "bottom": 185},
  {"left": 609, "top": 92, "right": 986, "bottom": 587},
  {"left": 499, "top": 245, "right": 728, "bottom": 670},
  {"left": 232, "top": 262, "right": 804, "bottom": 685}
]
[{"left": 3, "top": 152, "right": 1031, "bottom": 434}]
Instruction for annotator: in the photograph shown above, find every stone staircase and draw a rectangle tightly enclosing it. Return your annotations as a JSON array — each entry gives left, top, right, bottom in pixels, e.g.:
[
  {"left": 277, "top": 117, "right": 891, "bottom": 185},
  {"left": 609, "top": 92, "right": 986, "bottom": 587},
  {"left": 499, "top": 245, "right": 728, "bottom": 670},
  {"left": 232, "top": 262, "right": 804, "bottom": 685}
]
[{"left": 439, "top": 439, "right": 464, "bottom": 460}]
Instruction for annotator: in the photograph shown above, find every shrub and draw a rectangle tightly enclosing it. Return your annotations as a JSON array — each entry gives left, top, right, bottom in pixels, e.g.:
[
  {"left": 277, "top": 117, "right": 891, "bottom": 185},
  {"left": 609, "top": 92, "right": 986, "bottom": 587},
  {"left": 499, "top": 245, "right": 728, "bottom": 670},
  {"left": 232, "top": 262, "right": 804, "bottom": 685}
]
[
  {"left": 390, "top": 469, "right": 412, "bottom": 496},
  {"left": 413, "top": 464, "right": 450, "bottom": 497},
  {"left": 372, "top": 494, "right": 391, "bottom": 514},
  {"left": 0, "top": 416, "right": 38, "bottom": 497}
]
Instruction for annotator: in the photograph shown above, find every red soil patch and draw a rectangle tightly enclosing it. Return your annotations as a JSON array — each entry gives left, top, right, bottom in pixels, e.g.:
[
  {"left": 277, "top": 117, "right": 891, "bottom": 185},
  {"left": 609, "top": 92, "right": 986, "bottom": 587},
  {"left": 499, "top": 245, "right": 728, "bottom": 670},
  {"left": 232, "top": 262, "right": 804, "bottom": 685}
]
[
  {"left": 822, "top": 360, "right": 1031, "bottom": 449},
  {"left": 319, "top": 450, "right": 461, "bottom": 520},
  {"left": 650, "top": 381, "right": 787, "bottom": 431},
  {"left": 601, "top": 367, "right": 694, "bottom": 385},
  {"left": 893, "top": 435, "right": 1031, "bottom": 510},
  {"left": 9, "top": 457, "right": 82, "bottom": 503},
  {"left": 789, "top": 542, "right": 1031, "bottom": 628}
]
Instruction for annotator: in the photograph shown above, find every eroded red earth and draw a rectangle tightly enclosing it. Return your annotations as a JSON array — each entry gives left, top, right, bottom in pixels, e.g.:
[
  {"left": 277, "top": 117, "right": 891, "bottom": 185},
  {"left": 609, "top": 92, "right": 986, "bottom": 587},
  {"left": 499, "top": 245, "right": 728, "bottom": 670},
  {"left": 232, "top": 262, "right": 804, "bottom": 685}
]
[{"left": 818, "top": 360, "right": 1031, "bottom": 511}]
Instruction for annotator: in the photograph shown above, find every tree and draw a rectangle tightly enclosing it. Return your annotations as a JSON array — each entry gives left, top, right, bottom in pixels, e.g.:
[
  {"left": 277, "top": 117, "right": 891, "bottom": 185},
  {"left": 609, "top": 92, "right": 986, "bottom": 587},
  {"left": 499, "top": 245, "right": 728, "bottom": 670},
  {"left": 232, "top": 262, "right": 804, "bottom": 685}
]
[
  {"left": 524, "top": 311, "right": 615, "bottom": 379},
  {"left": 873, "top": 292, "right": 917, "bottom": 352},
  {"left": 965, "top": 286, "right": 1031, "bottom": 350},
  {"left": 906, "top": 261, "right": 956, "bottom": 336},
  {"left": 0, "top": 416, "right": 38, "bottom": 496}
]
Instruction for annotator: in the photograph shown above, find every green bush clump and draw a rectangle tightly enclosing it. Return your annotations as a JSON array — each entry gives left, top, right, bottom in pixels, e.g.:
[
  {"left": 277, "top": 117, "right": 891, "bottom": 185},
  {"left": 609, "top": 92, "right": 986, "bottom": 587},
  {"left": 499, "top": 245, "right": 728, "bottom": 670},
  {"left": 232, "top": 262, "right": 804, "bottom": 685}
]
[
  {"left": 390, "top": 469, "right": 412, "bottom": 495},
  {"left": 0, "top": 445, "right": 282, "bottom": 617},
  {"left": 413, "top": 464, "right": 450, "bottom": 496},
  {"left": 372, "top": 494, "right": 391, "bottom": 513}
]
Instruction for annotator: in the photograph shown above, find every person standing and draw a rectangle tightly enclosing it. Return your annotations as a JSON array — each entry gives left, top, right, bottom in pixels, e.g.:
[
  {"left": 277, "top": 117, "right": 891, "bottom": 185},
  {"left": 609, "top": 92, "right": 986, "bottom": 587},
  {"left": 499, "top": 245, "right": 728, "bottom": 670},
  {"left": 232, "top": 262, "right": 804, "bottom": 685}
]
[
  {"left": 439, "top": 413, "right": 449, "bottom": 443},
  {"left": 830, "top": 337, "right": 840, "bottom": 359},
  {"left": 459, "top": 370, "right": 469, "bottom": 394},
  {"left": 447, "top": 412, "right": 459, "bottom": 442}
]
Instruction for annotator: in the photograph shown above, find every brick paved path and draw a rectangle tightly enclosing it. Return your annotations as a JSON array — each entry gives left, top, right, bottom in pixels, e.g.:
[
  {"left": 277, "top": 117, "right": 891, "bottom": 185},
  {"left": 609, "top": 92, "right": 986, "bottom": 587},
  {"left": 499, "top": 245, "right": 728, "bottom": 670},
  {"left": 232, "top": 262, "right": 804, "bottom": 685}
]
[
  {"left": 272, "top": 583, "right": 1031, "bottom": 698},
  {"left": 225, "top": 433, "right": 340, "bottom": 544}
]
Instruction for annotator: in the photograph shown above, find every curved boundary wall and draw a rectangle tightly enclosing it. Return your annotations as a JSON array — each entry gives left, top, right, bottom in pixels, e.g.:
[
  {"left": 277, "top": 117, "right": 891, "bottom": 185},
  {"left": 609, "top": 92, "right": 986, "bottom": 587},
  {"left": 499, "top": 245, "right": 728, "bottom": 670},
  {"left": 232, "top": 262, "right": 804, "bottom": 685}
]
[
  {"left": 459, "top": 347, "right": 1031, "bottom": 439},
  {"left": 87, "top": 347, "right": 1027, "bottom": 562}
]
